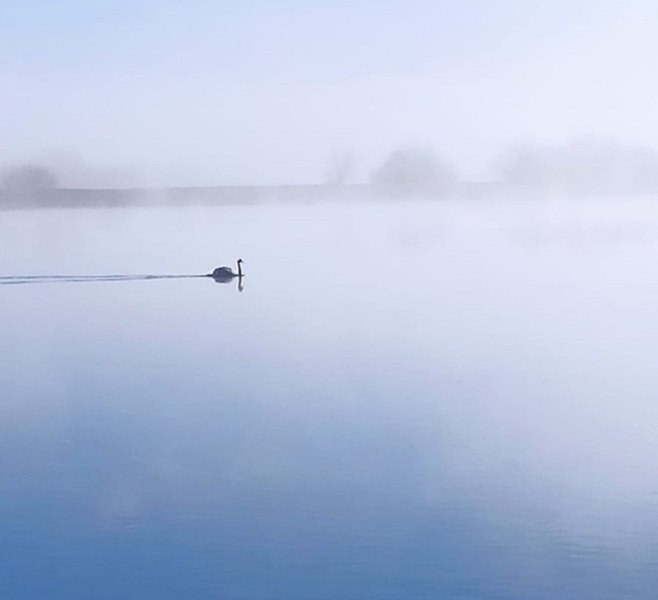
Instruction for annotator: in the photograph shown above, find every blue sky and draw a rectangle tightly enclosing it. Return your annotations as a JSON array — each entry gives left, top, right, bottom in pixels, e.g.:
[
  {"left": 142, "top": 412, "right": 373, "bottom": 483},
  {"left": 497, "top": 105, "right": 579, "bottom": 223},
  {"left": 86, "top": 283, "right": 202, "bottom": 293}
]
[{"left": 2, "top": 0, "right": 657, "bottom": 184}]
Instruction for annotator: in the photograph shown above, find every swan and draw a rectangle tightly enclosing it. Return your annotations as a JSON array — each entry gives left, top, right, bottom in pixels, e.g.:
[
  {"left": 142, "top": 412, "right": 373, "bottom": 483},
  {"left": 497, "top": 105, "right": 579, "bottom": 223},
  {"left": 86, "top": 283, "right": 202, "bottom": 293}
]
[{"left": 209, "top": 259, "right": 244, "bottom": 282}]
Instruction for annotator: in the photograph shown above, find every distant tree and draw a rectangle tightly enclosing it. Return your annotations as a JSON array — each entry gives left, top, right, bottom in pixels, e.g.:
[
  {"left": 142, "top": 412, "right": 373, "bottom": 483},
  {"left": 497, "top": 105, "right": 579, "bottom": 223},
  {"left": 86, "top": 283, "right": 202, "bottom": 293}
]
[
  {"left": 497, "top": 143, "right": 558, "bottom": 194},
  {"left": 325, "top": 152, "right": 355, "bottom": 185},
  {"left": 3, "top": 165, "right": 58, "bottom": 192},
  {"left": 497, "top": 138, "right": 658, "bottom": 196},
  {"left": 371, "top": 147, "right": 455, "bottom": 197}
]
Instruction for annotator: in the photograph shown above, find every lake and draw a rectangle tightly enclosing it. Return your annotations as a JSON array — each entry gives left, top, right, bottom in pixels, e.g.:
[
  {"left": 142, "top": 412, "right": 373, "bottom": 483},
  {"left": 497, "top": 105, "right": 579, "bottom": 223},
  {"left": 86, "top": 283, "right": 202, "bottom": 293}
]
[{"left": 3, "top": 198, "right": 658, "bottom": 599}]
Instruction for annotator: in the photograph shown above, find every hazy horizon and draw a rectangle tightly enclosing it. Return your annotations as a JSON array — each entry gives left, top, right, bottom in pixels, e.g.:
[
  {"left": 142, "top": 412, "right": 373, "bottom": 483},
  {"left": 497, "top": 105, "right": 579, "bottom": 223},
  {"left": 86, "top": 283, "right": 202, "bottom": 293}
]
[{"left": 4, "top": 1, "right": 658, "bottom": 186}]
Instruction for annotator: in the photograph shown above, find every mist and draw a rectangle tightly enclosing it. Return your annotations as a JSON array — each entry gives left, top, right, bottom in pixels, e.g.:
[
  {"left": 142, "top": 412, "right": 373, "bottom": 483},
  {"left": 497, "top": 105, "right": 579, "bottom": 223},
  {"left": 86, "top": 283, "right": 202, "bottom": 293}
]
[
  {"left": 4, "top": 1, "right": 658, "bottom": 187},
  {"left": 6, "top": 3, "right": 658, "bottom": 599}
]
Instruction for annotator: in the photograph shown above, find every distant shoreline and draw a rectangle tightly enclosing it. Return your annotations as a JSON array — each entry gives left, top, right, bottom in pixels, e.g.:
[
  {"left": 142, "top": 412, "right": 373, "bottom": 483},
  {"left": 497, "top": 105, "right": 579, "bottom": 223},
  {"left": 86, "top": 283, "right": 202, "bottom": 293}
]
[
  {"left": 0, "top": 182, "right": 506, "bottom": 210},
  {"left": 4, "top": 181, "right": 656, "bottom": 210}
]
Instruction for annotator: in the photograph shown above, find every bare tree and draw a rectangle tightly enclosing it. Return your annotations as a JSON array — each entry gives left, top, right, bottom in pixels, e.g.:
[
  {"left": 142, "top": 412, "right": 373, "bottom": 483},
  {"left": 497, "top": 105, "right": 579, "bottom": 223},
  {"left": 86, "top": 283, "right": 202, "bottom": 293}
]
[{"left": 325, "top": 152, "right": 355, "bottom": 185}]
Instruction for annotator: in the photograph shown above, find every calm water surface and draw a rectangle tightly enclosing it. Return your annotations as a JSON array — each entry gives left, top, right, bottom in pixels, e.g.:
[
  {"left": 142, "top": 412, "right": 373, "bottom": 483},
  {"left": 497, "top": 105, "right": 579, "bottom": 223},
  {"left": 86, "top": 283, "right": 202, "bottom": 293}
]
[{"left": 3, "top": 199, "right": 658, "bottom": 599}]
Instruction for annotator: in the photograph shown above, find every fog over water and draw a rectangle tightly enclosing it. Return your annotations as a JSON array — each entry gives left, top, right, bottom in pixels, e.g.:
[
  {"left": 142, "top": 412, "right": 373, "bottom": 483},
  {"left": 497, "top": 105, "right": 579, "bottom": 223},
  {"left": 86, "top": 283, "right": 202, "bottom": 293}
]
[
  {"left": 3, "top": 199, "right": 658, "bottom": 598},
  {"left": 5, "top": 1, "right": 658, "bottom": 598}
]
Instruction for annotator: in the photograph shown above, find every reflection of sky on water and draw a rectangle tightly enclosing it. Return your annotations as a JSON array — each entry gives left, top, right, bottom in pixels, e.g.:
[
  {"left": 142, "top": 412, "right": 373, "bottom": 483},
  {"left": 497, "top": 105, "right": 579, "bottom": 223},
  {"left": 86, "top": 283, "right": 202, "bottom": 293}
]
[{"left": 3, "top": 201, "right": 658, "bottom": 598}]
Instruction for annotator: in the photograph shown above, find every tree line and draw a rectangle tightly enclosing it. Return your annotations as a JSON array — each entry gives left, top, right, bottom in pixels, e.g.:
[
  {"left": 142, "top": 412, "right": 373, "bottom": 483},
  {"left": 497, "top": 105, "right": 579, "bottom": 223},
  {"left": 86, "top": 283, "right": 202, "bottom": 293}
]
[
  {"left": 4, "top": 138, "right": 658, "bottom": 207},
  {"left": 364, "top": 138, "right": 658, "bottom": 197}
]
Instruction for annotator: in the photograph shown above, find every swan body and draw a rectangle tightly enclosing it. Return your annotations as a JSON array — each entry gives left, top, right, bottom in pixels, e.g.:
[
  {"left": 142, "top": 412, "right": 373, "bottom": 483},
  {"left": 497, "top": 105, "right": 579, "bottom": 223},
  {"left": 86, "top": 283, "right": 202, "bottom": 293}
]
[{"left": 209, "top": 259, "right": 243, "bottom": 282}]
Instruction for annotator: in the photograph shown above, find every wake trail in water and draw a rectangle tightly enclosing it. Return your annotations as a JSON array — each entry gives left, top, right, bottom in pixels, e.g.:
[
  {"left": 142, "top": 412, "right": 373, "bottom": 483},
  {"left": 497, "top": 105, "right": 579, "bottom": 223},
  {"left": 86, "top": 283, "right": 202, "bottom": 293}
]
[{"left": 0, "top": 274, "right": 208, "bottom": 285}]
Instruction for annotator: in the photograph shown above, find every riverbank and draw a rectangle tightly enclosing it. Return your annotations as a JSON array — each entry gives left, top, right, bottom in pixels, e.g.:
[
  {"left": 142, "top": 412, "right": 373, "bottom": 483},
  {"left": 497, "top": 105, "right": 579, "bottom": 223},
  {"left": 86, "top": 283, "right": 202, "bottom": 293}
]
[{"left": 0, "top": 182, "right": 502, "bottom": 210}]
